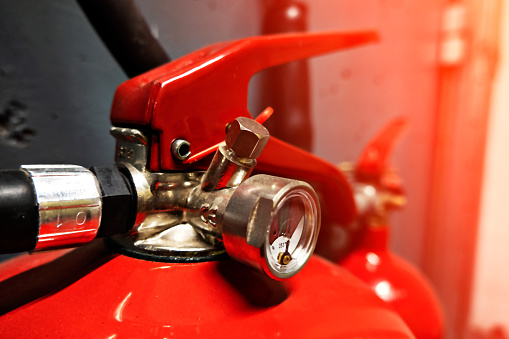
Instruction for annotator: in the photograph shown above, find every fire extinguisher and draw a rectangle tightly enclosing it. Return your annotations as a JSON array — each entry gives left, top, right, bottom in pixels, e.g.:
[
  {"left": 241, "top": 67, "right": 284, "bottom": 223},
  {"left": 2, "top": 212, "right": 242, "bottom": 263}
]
[
  {"left": 339, "top": 118, "right": 444, "bottom": 338},
  {"left": 0, "top": 31, "right": 417, "bottom": 337}
]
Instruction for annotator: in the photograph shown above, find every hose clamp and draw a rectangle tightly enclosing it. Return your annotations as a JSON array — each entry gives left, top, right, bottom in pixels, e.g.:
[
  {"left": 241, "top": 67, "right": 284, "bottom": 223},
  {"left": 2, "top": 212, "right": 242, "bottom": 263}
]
[{"left": 21, "top": 165, "right": 102, "bottom": 252}]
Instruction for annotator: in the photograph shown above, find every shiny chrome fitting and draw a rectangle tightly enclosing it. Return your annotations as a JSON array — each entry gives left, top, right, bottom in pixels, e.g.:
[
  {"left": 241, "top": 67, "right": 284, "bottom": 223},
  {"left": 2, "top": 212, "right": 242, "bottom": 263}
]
[
  {"left": 200, "top": 144, "right": 255, "bottom": 191},
  {"left": 111, "top": 127, "right": 149, "bottom": 171},
  {"left": 200, "top": 117, "right": 269, "bottom": 192},
  {"left": 113, "top": 118, "right": 321, "bottom": 280},
  {"left": 21, "top": 165, "right": 102, "bottom": 252}
]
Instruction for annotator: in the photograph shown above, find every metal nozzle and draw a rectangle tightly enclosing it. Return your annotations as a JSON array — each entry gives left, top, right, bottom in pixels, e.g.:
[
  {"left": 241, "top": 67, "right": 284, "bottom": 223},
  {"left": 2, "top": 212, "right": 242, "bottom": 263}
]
[{"left": 225, "top": 117, "right": 270, "bottom": 159}]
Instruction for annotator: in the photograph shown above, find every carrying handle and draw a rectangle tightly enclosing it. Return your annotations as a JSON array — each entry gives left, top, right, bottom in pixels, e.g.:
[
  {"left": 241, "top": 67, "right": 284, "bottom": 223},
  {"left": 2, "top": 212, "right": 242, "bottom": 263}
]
[{"left": 111, "top": 31, "right": 379, "bottom": 171}]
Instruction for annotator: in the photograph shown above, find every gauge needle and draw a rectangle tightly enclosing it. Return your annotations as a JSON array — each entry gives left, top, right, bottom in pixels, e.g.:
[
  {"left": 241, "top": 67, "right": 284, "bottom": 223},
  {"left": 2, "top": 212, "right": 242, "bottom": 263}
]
[
  {"left": 289, "top": 217, "right": 304, "bottom": 253},
  {"left": 278, "top": 202, "right": 291, "bottom": 236},
  {"left": 277, "top": 200, "right": 297, "bottom": 236}
]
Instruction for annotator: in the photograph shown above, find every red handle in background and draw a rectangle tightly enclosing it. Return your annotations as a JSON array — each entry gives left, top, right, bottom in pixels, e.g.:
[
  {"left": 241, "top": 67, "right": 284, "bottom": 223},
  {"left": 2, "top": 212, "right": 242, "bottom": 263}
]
[{"left": 355, "top": 117, "right": 407, "bottom": 189}]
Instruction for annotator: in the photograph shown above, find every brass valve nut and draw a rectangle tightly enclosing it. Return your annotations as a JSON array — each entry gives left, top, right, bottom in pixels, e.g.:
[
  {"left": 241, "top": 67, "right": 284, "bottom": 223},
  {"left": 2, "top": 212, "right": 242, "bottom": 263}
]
[{"left": 225, "top": 117, "right": 270, "bottom": 159}]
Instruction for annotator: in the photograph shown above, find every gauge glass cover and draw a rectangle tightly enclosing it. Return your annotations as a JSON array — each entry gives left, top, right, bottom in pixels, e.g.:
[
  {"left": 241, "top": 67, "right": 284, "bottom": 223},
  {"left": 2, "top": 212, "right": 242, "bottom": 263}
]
[{"left": 264, "top": 189, "right": 319, "bottom": 279}]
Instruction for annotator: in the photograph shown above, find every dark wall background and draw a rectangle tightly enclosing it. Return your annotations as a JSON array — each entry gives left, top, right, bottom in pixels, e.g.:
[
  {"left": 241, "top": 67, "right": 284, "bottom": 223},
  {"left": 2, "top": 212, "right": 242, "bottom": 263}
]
[{"left": 0, "top": 1, "right": 124, "bottom": 167}]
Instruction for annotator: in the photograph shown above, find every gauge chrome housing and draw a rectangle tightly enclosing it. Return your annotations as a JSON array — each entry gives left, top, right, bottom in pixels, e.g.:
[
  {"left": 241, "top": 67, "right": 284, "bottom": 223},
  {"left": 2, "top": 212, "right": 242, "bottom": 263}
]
[{"left": 223, "top": 174, "right": 321, "bottom": 280}]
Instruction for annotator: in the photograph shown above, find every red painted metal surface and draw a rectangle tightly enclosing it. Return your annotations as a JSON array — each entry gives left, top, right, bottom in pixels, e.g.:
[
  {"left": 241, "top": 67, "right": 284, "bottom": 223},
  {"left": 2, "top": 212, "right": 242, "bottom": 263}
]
[
  {"left": 0, "top": 240, "right": 414, "bottom": 338},
  {"left": 340, "top": 227, "right": 444, "bottom": 339}
]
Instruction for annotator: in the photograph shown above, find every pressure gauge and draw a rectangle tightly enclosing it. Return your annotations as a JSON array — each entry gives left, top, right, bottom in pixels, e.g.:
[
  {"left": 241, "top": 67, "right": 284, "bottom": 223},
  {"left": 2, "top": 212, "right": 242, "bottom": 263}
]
[
  {"left": 265, "top": 190, "right": 319, "bottom": 278},
  {"left": 222, "top": 174, "right": 320, "bottom": 280}
]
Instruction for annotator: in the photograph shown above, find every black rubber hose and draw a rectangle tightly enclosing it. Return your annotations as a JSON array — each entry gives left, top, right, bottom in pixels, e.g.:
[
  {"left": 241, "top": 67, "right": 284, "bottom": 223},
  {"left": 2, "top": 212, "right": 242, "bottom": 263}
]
[
  {"left": 76, "top": 0, "right": 170, "bottom": 78},
  {"left": 0, "top": 170, "right": 39, "bottom": 254},
  {"left": 0, "top": 167, "right": 137, "bottom": 255}
]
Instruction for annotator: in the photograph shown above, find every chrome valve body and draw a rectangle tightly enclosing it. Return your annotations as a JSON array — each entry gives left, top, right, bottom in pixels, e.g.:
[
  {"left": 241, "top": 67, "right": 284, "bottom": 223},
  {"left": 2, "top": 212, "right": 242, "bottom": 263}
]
[{"left": 111, "top": 117, "right": 321, "bottom": 279}]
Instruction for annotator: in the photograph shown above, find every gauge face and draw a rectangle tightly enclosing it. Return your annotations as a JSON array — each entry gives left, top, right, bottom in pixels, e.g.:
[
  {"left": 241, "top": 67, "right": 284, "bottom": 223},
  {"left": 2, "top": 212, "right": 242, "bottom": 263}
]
[{"left": 264, "top": 189, "right": 319, "bottom": 279}]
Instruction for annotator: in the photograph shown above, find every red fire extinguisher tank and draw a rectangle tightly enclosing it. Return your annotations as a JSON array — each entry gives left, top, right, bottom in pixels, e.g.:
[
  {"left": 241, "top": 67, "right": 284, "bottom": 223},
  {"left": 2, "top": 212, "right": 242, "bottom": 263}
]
[
  {"left": 0, "top": 239, "right": 415, "bottom": 338},
  {"left": 340, "top": 227, "right": 444, "bottom": 339}
]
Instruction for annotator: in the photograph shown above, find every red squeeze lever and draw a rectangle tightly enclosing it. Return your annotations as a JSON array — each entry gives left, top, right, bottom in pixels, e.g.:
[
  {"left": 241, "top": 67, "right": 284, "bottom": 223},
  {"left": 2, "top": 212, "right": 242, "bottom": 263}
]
[
  {"left": 110, "top": 31, "right": 379, "bottom": 171},
  {"left": 110, "top": 31, "right": 379, "bottom": 260}
]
